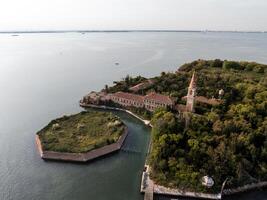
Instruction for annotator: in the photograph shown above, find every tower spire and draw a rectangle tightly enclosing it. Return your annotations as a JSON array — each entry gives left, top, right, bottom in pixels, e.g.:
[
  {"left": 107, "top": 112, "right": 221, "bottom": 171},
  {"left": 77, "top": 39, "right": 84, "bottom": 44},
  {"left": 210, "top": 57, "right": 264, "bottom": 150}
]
[
  {"left": 186, "top": 71, "right": 197, "bottom": 113},
  {"left": 189, "top": 71, "right": 197, "bottom": 89}
]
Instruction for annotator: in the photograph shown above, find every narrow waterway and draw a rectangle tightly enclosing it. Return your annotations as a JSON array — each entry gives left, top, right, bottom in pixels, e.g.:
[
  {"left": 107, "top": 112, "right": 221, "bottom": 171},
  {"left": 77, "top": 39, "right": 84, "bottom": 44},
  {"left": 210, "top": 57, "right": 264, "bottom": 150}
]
[{"left": 1, "top": 106, "right": 151, "bottom": 200}]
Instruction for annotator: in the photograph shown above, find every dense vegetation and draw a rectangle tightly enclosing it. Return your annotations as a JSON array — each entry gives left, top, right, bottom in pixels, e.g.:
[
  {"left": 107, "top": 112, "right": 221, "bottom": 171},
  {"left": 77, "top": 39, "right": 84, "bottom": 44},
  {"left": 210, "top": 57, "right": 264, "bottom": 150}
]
[
  {"left": 107, "top": 75, "right": 147, "bottom": 94},
  {"left": 38, "top": 111, "right": 125, "bottom": 153},
  {"left": 108, "top": 59, "right": 266, "bottom": 103},
  {"left": 147, "top": 59, "right": 267, "bottom": 192},
  {"left": 104, "top": 59, "right": 267, "bottom": 192}
]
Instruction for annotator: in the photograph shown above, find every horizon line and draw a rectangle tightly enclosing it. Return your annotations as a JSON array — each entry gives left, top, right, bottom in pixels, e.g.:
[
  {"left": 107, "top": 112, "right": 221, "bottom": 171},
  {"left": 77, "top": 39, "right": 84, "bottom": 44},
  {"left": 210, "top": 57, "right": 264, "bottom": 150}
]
[{"left": 0, "top": 29, "right": 266, "bottom": 34}]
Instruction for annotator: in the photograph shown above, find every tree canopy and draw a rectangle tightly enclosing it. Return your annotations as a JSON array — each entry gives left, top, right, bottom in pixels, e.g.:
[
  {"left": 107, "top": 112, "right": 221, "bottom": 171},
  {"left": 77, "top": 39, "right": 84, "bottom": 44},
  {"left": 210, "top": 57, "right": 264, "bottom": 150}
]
[
  {"left": 105, "top": 59, "right": 267, "bottom": 192},
  {"left": 148, "top": 59, "right": 267, "bottom": 192}
]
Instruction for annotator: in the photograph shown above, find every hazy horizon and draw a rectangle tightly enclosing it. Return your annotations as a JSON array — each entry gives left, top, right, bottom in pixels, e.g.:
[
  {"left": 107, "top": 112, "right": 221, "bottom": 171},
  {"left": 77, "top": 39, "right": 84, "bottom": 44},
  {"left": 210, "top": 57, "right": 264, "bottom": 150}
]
[
  {"left": 1, "top": 0, "right": 267, "bottom": 32},
  {"left": 1, "top": 29, "right": 267, "bottom": 33}
]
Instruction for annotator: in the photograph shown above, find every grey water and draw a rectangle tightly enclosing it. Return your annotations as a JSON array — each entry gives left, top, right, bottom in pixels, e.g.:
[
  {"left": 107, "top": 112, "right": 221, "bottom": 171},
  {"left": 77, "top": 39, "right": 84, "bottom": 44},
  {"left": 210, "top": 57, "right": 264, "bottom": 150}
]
[{"left": 0, "top": 32, "right": 267, "bottom": 200}]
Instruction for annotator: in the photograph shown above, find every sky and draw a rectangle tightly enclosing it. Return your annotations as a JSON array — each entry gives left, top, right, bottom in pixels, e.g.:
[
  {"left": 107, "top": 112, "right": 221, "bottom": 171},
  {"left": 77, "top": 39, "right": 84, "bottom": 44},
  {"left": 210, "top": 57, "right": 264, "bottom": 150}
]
[{"left": 0, "top": 0, "right": 267, "bottom": 31}]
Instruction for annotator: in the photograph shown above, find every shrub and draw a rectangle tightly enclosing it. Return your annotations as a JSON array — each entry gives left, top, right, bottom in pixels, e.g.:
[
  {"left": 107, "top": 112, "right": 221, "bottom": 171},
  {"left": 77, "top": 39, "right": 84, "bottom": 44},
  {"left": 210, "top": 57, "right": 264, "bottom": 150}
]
[
  {"left": 253, "top": 65, "right": 265, "bottom": 73},
  {"left": 223, "top": 61, "right": 243, "bottom": 70},
  {"left": 211, "top": 59, "right": 223, "bottom": 68}
]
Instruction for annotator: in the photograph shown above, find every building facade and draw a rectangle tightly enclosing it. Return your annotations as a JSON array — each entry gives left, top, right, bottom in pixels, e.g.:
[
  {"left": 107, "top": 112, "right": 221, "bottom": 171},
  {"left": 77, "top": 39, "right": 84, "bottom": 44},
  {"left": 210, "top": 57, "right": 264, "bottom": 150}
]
[
  {"left": 143, "top": 92, "right": 174, "bottom": 111},
  {"left": 110, "top": 92, "right": 174, "bottom": 112},
  {"left": 110, "top": 92, "right": 144, "bottom": 108},
  {"left": 82, "top": 71, "right": 222, "bottom": 114}
]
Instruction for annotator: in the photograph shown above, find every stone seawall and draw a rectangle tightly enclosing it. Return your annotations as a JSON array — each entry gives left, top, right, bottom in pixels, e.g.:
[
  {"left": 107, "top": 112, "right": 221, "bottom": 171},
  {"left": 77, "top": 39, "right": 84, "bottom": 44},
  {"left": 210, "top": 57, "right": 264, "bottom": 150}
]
[
  {"left": 36, "top": 128, "right": 128, "bottom": 162},
  {"left": 223, "top": 181, "right": 267, "bottom": 196},
  {"left": 141, "top": 166, "right": 267, "bottom": 200},
  {"left": 79, "top": 103, "right": 152, "bottom": 127},
  {"left": 140, "top": 165, "right": 221, "bottom": 200},
  {"left": 80, "top": 102, "right": 267, "bottom": 198}
]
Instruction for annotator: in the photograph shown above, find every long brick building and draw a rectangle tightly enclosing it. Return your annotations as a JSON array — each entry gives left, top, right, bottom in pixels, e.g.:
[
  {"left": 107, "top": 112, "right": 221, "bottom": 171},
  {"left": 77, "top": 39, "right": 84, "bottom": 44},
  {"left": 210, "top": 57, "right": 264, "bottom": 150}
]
[
  {"left": 82, "top": 72, "right": 222, "bottom": 114},
  {"left": 110, "top": 92, "right": 144, "bottom": 108},
  {"left": 143, "top": 92, "right": 174, "bottom": 111},
  {"left": 111, "top": 92, "right": 174, "bottom": 111}
]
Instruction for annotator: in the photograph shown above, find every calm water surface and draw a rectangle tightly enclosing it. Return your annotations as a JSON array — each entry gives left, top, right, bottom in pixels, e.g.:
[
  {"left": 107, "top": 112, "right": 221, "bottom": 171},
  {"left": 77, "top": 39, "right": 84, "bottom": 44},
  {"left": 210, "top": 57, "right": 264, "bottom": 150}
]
[{"left": 0, "top": 32, "right": 267, "bottom": 200}]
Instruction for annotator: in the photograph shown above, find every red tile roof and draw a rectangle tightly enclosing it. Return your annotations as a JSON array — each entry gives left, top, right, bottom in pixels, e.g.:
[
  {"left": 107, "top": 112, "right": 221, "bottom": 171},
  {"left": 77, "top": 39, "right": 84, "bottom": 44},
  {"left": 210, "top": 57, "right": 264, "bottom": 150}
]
[
  {"left": 144, "top": 92, "right": 174, "bottom": 105},
  {"left": 129, "top": 79, "right": 154, "bottom": 92},
  {"left": 129, "top": 83, "right": 146, "bottom": 91},
  {"left": 176, "top": 104, "right": 187, "bottom": 112},
  {"left": 112, "top": 92, "right": 144, "bottom": 103},
  {"left": 196, "top": 96, "right": 221, "bottom": 105},
  {"left": 182, "top": 95, "right": 221, "bottom": 105}
]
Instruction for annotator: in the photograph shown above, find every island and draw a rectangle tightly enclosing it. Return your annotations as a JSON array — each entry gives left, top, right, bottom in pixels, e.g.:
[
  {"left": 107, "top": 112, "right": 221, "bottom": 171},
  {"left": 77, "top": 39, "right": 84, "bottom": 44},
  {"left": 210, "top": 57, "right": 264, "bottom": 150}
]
[
  {"left": 36, "top": 111, "right": 128, "bottom": 162},
  {"left": 80, "top": 59, "right": 267, "bottom": 199}
]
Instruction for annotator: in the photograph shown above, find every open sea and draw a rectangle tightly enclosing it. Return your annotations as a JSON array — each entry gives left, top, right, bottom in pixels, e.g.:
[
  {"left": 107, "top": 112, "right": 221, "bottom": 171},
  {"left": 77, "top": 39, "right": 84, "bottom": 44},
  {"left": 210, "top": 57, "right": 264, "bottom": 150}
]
[{"left": 0, "top": 31, "right": 267, "bottom": 200}]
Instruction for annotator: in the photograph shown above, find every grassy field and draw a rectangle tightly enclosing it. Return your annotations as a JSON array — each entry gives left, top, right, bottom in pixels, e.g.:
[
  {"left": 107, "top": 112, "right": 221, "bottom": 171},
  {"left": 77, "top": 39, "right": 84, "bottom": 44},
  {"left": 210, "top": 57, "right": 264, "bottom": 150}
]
[{"left": 37, "top": 111, "right": 126, "bottom": 153}]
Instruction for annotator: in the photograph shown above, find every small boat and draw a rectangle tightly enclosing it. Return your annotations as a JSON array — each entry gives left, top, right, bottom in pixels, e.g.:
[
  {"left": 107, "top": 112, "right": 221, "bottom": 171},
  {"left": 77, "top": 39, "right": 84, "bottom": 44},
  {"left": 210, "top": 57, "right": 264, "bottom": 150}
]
[
  {"left": 11, "top": 34, "right": 19, "bottom": 37},
  {"left": 115, "top": 62, "right": 119, "bottom": 65}
]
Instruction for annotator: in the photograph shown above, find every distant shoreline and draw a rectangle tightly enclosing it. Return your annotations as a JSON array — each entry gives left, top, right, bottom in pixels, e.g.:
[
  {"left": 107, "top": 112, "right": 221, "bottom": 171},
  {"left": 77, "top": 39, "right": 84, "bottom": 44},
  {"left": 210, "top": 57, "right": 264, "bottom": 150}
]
[{"left": 0, "top": 30, "right": 266, "bottom": 34}]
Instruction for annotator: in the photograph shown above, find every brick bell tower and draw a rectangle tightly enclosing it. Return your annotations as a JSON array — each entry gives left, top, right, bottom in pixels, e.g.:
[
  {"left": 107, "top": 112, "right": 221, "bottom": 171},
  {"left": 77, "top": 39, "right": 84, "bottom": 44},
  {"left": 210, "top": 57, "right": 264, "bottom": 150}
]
[{"left": 186, "top": 71, "right": 197, "bottom": 113}]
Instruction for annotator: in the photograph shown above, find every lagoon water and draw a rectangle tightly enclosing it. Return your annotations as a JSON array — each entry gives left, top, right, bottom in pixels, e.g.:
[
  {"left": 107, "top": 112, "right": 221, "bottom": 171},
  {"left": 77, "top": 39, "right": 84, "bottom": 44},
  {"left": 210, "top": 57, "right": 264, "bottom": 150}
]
[{"left": 0, "top": 32, "right": 267, "bottom": 200}]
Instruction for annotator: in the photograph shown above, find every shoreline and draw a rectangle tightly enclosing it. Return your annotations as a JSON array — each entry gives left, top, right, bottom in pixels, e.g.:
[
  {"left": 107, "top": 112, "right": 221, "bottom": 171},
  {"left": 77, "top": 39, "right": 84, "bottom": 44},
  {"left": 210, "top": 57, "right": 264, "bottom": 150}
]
[
  {"left": 223, "top": 182, "right": 267, "bottom": 195},
  {"left": 36, "top": 127, "right": 128, "bottom": 163},
  {"left": 140, "top": 165, "right": 221, "bottom": 200},
  {"left": 80, "top": 102, "right": 267, "bottom": 199},
  {"left": 79, "top": 103, "right": 152, "bottom": 127},
  {"left": 140, "top": 165, "right": 267, "bottom": 200}
]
